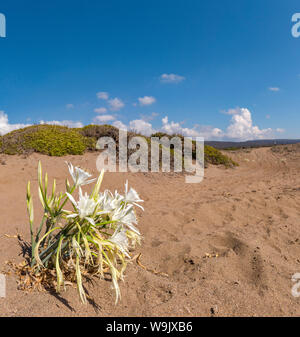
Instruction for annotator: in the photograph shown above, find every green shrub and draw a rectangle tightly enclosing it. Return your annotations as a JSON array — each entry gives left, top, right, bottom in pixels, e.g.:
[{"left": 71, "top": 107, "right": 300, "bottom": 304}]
[
  {"left": 223, "top": 147, "right": 240, "bottom": 151},
  {"left": 203, "top": 145, "right": 238, "bottom": 167},
  {"left": 79, "top": 124, "right": 120, "bottom": 143},
  {"left": 1, "top": 125, "right": 89, "bottom": 156},
  {"left": 150, "top": 135, "right": 238, "bottom": 168},
  {"left": 151, "top": 132, "right": 172, "bottom": 139}
]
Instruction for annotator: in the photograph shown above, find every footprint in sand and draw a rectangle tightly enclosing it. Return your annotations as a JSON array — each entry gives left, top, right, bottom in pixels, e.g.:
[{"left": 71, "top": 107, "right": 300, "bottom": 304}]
[{"left": 208, "top": 232, "right": 268, "bottom": 295}]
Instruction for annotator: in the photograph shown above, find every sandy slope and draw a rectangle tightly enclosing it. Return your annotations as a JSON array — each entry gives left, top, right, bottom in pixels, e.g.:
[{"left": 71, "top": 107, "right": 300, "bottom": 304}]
[{"left": 0, "top": 146, "right": 300, "bottom": 317}]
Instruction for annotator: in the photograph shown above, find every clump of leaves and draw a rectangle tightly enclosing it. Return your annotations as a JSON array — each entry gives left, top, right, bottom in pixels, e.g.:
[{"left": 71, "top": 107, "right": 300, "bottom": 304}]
[{"left": 26, "top": 161, "right": 143, "bottom": 303}]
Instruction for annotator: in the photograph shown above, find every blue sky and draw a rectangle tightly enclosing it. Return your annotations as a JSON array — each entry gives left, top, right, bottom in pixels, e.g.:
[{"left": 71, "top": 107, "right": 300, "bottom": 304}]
[{"left": 0, "top": 0, "right": 300, "bottom": 140}]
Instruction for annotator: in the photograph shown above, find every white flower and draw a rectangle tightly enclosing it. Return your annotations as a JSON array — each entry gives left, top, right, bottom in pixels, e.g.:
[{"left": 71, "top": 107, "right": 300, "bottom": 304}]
[
  {"left": 97, "top": 190, "right": 123, "bottom": 216},
  {"left": 124, "top": 181, "right": 144, "bottom": 210},
  {"left": 66, "top": 187, "right": 99, "bottom": 225},
  {"left": 109, "top": 228, "right": 130, "bottom": 257},
  {"left": 112, "top": 191, "right": 125, "bottom": 208},
  {"left": 66, "top": 162, "right": 96, "bottom": 187},
  {"left": 97, "top": 191, "right": 116, "bottom": 215},
  {"left": 111, "top": 205, "right": 140, "bottom": 234}
]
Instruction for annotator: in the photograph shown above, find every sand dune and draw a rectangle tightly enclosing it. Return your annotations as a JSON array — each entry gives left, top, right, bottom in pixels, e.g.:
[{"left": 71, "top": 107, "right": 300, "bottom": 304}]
[{"left": 0, "top": 145, "right": 300, "bottom": 316}]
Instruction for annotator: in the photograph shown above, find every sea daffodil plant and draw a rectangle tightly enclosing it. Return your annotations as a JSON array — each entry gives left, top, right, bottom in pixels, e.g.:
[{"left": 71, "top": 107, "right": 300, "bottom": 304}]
[{"left": 26, "top": 161, "right": 143, "bottom": 303}]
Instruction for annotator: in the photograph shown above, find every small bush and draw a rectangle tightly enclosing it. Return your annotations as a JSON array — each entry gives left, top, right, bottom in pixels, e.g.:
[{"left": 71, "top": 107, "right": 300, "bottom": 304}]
[
  {"left": 204, "top": 145, "right": 238, "bottom": 167},
  {"left": 151, "top": 132, "right": 173, "bottom": 139},
  {"left": 0, "top": 125, "right": 90, "bottom": 156},
  {"left": 79, "top": 124, "right": 120, "bottom": 144}
]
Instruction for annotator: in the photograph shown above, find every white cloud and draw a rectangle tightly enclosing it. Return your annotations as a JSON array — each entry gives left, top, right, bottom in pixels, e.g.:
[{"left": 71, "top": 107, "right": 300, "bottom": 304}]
[
  {"left": 94, "top": 107, "right": 107, "bottom": 114},
  {"left": 113, "top": 120, "right": 128, "bottom": 130},
  {"left": 158, "top": 108, "right": 282, "bottom": 141},
  {"left": 160, "top": 73, "right": 185, "bottom": 83},
  {"left": 211, "top": 128, "right": 223, "bottom": 137},
  {"left": 129, "top": 119, "right": 155, "bottom": 136},
  {"left": 195, "top": 125, "right": 223, "bottom": 139},
  {"left": 108, "top": 97, "right": 125, "bottom": 111},
  {"left": 111, "top": 116, "right": 202, "bottom": 138},
  {"left": 94, "top": 114, "right": 116, "bottom": 123},
  {"left": 97, "top": 92, "right": 109, "bottom": 100},
  {"left": 66, "top": 104, "right": 74, "bottom": 109},
  {"left": 225, "top": 108, "right": 273, "bottom": 140},
  {"left": 161, "top": 116, "right": 200, "bottom": 137},
  {"left": 0, "top": 111, "right": 84, "bottom": 135},
  {"left": 39, "top": 120, "right": 84, "bottom": 128},
  {"left": 269, "top": 87, "right": 280, "bottom": 92},
  {"left": 0, "top": 111, "right": 31, "bottom": 135},
  {"left": 138, "top": 96, "right": 156, "bottom": 106}
]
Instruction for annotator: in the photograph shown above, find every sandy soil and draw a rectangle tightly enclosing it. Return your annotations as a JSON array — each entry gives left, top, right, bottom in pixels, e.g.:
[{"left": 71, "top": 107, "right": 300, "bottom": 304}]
[{"left": 0, "top": 145, "right": 300, "bottom": 317}]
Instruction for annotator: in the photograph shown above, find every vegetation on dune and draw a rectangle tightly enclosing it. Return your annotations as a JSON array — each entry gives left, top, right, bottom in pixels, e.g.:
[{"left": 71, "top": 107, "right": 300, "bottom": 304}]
[
  {"left": 0, "top": 125, "right": 91, "bottom": 156},
  {"left": 271, "top": 143, "right": 300, "bottom": 154},
  {"left": 0, "top": 124, "right": 238, "bottom": 167},
  {"left": 78, "top": 124, "right": 120, "bottom": 145},
  {"left": 222, "top": 147, "right": 240, "bottom": 151},
  {"left": 204, "top": 145, "right": 238, "bottom": 167},
  {"left": 151, "top": 132, "right": 238, "bottom": 167}
]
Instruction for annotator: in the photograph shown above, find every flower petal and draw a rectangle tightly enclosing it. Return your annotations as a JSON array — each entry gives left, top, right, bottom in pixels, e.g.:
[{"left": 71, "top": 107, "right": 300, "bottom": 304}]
[{"left": 66, "top": 192, "right": 77, "bottom": 207}]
